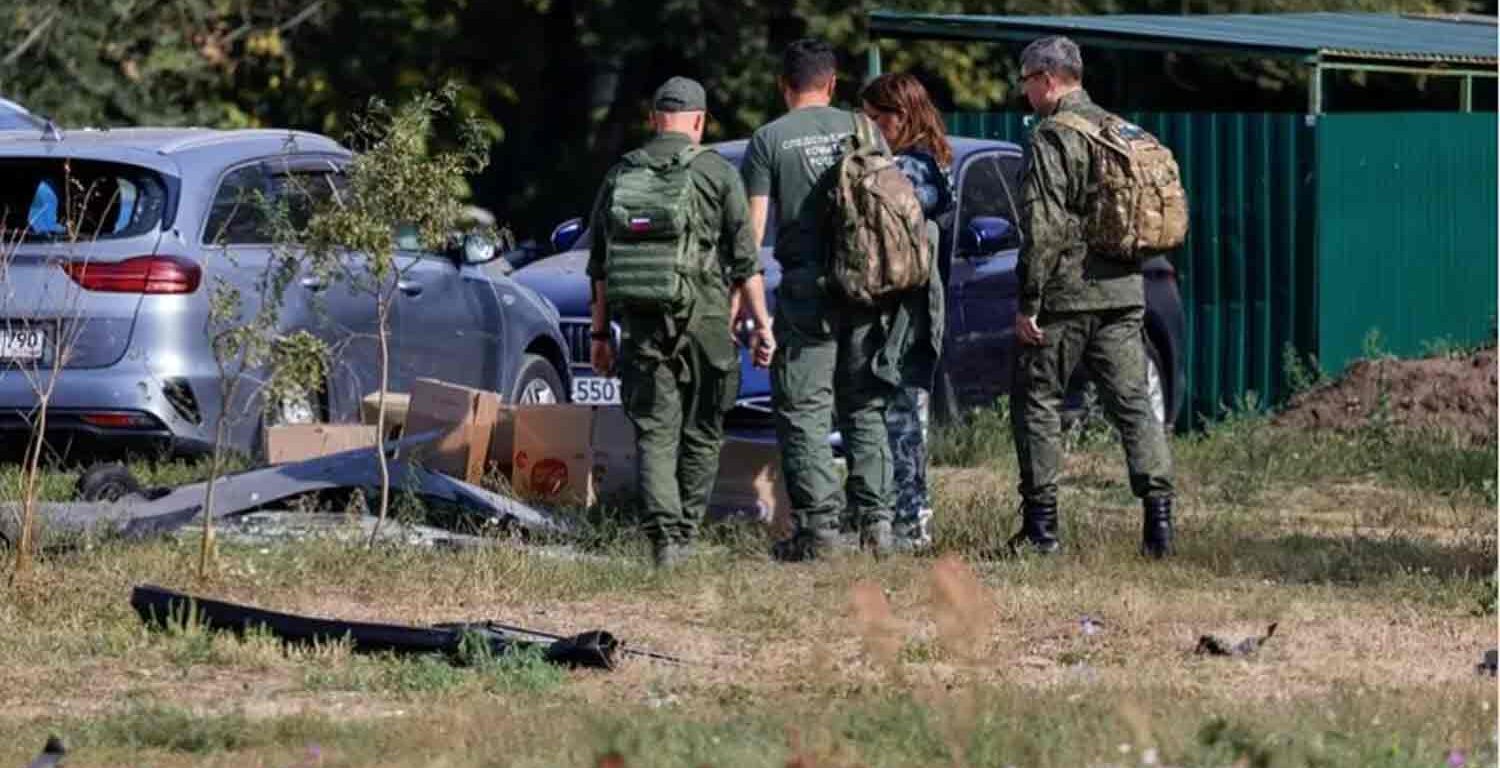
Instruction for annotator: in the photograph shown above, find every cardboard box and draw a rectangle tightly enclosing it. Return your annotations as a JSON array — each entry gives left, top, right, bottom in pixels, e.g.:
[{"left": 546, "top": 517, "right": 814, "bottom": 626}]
[
  {"left": 360, "top": 391, "right": 412, "bottom": 433},
  {"left": 488, "top": 407, "right": 517, "bottom": 479},
  {"left": 511, "top": 405, "right": 637, "bottom": 507},
  {"left": 264, "top": 424, "right": 380, "bottom": 465},
  {"left": 405, "top": 378, "right": 505, "bottom": 483},
  {"left": 710, "top": 437, "right": 793, "bottom": 537}
]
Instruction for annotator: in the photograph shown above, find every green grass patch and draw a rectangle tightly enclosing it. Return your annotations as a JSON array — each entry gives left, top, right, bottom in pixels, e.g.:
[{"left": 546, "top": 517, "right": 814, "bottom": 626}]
[
  {"left": 303, "top": 641, "right": 565, "bottom": 698},
  {"left": 571, "top": 689, "right": 1497, "bottom": 768},
  {"left": 0, "top": 455, "right": 234, "bottom": 504},
  {"left": 75, "top": 704, "right": 360, "bottom": 754}
]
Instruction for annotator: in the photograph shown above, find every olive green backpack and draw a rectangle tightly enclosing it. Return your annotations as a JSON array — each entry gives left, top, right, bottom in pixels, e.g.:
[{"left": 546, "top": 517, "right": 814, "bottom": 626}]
[{"left": 603, "top": 145, "right": 708, "bottom": 314}]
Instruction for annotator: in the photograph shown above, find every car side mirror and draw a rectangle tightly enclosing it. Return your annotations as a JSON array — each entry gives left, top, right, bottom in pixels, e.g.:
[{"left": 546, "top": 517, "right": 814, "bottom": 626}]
[
  {"left": 549, "top": 217, "right": 584, "bottom": 254},
  {"left": 460, "top": 232, "right": 499, "bottom": 265},
  {"left": 959, "top": 216, "right": 1022, "bottom": 256},
  {"left": 444, "top": 230, "right": 500, "bottom": 266}
]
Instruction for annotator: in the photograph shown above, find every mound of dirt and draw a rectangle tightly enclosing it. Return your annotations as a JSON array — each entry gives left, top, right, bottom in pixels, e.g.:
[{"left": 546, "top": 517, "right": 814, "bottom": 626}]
[{"left": 1274, "top": 348, "right": 1497, "bottom": 446}]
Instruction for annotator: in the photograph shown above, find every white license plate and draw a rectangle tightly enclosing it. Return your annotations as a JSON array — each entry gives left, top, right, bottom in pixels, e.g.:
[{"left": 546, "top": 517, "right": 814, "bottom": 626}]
[
  {"left": 0, "top": 327, "right": 45, "bottom": 362},
  {"left": 571, "top": 376, "right": 622, "bottom": 405}
]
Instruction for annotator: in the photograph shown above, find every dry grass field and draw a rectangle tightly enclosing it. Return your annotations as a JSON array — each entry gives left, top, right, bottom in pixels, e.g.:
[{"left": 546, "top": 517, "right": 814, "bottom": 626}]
[{"left": 0, "top": 381, "right": 1494, "bottom": 767}]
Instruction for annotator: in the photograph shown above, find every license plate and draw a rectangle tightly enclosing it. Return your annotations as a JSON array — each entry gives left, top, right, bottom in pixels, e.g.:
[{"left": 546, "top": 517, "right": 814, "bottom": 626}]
[
  {"left": 571, "top": 376, "right": 621, "bottom": 405},
  {"left": 0, "top": 326, "right": 45, "bottom": 362}
]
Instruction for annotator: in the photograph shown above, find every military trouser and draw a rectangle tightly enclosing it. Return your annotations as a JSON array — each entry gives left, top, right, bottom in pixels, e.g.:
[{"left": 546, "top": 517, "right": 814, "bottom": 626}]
[
  {"left": 885, "top": 386, "right": 932, "bottom": 536},
  {"left": 618, "top": 315, "right": 739, "bottom": 547},
  {"left": 1012, "top": 306, "right": 1174, "bottom": 506},
  {"left": 772, "top": 278, "right": 897, "bottom": 534}
]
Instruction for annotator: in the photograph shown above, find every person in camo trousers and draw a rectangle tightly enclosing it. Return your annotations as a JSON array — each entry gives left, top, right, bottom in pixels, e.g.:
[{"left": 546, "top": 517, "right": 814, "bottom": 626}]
[
  {"left": 588, "top": 77, "right": 776, "bottom": 568},
  {"left": 1009, "top": 36, "right": 1176, "bottom": 558},
  {"left": 859, "top": 72, "right": 954, "bottom": 553},
  {"left": 742, "top": 39, "right": 899, "bottom": 560}
]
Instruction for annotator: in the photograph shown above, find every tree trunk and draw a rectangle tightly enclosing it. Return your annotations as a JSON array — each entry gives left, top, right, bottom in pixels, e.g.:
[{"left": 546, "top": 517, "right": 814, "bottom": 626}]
[
  {"left": 197, "top": 413, "right": 229, "bottom": 581},
  {"left": 368, "top": 299, "right": 392, "bottom": 548},
  {"left": 11, "top": 401, "right": 47, "bottom": 585}
]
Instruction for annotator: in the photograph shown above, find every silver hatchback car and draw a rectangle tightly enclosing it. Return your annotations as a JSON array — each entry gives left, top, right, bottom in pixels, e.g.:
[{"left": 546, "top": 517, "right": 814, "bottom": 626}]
[{"left": 0, "top": 127, "right": 570, "bottom": 457}]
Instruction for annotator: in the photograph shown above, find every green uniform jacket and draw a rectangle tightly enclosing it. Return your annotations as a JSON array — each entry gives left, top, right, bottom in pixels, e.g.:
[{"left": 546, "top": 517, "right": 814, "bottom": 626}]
[
  {"left": 586, "top": 131, "right": 761, "bottom": 369},
  {"left": 1018, "top": 89, "right": 1145, "bottom": 317}
]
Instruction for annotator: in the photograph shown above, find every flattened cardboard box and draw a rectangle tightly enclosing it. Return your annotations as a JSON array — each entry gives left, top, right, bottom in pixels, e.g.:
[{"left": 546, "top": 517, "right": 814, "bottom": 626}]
[
  {"left": 360, "top": 391, "right": 412, "bottom": 434},
  {"left": 710, "top": 437, "right": 793, "bottom": 537},
  {"left": 511, "top": 405, "right": 637, "bottom": 507},
  {"left": 404, "top": 378, "right": 504, "bottom": 483},
  {"left": 487, "top": 407, "right": 517, "bottom": 478},
  {"left": 264, "top": 424, "right": 380, "bottom": 465}
]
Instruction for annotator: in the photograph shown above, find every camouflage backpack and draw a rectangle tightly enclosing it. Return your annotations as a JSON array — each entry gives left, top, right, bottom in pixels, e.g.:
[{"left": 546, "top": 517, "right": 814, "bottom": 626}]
[
  {"left": 602, "top": 145, "right": 708, "bottom": 314},
  {"left": 826, "top": 113, "right": 931, "bottom": 306},
  {"left": 1050, "top": 111, "right": 1188, "bottom": 262}
]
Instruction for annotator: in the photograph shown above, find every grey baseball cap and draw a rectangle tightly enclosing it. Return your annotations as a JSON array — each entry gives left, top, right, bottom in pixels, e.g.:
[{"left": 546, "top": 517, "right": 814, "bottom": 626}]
[{"left": 653, "top": 76, "right": 707, "bottom": 113}]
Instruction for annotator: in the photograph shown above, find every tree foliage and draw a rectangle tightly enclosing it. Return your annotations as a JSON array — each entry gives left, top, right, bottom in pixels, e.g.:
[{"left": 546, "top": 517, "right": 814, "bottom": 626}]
[
  {"left": 2, "top": 0, "right": 1489, "bottom": 239},
  {"left": 295, "top": 87, "right": 490, "bottom": 542}
]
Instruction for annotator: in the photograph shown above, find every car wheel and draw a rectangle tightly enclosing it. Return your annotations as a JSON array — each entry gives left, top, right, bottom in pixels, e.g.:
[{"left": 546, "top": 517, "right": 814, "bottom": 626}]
[
  {"left": 76, "top": 463, "right": 143, "bottom": 502},
  {"left": 511, "top": 353, "right": 564, "bottom": 405},
  {"left": 1060, "top": 337, "right": 1170, "bottom": 432},
  {"left": 1144, "top": 337, "right": 1168, "bottom": 429}
]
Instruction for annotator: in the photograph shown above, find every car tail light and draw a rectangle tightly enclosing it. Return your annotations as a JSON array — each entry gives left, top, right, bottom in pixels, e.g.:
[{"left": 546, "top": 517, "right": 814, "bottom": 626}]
[
  {"left": 63, "top": 256, "right": 201, "bottom": 294},
  {"left": 79, "top": 411, "right": 158, "bottom": 429}
]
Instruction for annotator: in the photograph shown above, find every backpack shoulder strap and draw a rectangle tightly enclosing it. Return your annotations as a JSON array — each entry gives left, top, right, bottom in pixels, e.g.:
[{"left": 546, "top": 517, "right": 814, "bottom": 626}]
[
  {"left": 1051, "top": 111, "right": 1137, "bottom": 158},
  {"left": 849, "top": 112, "right": 886, "bottom": 153},
  {"left": 675, "top": 145, "right": 709, "bottom": 166},
  {"left": 1048, "top": 111, "right": 1102, "bottom": 140},
  {"left": 621, "top": 148, "right": 655, "bottom": 167}
]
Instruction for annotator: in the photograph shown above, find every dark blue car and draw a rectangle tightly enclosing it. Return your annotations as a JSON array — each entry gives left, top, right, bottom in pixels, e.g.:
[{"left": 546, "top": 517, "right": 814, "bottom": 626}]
[
  {"left": 512, "top": 136, "right": 1185, "bottom": 428},
  {"left": 0, "top": 97, "right": 44, "bottom": 131}
]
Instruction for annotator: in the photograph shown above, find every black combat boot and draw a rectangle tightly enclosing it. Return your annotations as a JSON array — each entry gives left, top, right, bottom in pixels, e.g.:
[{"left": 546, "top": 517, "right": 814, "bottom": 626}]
[
  {"left": 652, "top": 540, "right": 690, "bottom": 569},
  {"left": 1006, "top": 502, "right": 1060, "bottom": 555},
  {"left": 772, "top": 516, "right": 853, "bottom": 562},
  {"left": 1141, "top": 497, "right": 1174, "bottom": 559},
  {"left": 861, "top": 519, "right": 894, "bottom": 558}
]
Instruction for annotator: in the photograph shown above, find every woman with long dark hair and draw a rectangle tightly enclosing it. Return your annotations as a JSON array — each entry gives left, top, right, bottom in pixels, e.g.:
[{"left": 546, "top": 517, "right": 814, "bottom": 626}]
[{"left": 860, "top": 72, "right": 954, "bottom": 552}]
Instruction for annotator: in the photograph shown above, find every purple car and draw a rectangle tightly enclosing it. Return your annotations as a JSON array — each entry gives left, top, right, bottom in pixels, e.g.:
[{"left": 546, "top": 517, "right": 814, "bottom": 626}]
[{"left": 513, "top": 136, "right": 1185, "bottom": 429}]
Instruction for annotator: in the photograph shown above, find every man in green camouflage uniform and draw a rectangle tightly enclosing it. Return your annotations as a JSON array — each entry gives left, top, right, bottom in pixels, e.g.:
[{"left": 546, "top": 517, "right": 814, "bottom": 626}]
[
  {"left": 1010, "top": 36, "right": 1176, "bottom": 558},
  {"left": 743, "top": 39, "right": 898, "bottom": 559},
  {"left": 588, "top": 77, "right": 775, "bottom": 568}
]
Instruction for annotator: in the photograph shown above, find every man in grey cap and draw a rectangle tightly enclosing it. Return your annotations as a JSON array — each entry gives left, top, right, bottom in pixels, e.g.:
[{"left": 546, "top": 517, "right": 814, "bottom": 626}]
[
  {"left": 1008, "top": 36, "right": 1177, "bottom": 558},
  {"left": 587, "top": 76, "right": 775, "bottom": 567}
]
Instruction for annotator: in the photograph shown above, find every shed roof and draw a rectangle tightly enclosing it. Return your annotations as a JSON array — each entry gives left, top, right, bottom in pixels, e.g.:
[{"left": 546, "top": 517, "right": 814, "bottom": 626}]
[{"left": 868, "top": 11, "right": 1498, "bottom": 67}]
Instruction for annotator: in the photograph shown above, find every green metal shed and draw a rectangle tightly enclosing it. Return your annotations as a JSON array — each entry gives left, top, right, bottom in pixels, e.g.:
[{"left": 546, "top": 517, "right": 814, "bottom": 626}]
[{"left": 869, "top": 11, "right": 1499, "bottom": 426}]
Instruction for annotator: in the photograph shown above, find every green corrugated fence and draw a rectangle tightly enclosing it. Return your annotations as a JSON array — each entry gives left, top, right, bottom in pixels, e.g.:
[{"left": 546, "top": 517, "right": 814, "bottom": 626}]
[
  {"left": 947, "top": 110, "right": 1497, "bottom": 428},
  {"left": 946, "top": 111, "right": 1318, "bottom": 428},
  {"left": 1315, "top": 113, "right": 1499, "bottom": 372}
]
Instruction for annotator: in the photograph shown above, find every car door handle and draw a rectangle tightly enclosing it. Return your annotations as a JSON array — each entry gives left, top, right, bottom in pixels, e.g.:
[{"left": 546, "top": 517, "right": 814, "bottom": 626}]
[
  {"left": 299, "top": 276, "right": 327, "bottom": 292},
  {"left": 397, "top": 280, "right": 424, "bottom": 297}
]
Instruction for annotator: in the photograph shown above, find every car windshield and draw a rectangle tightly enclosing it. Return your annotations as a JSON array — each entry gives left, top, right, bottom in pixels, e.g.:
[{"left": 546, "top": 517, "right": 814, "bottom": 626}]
[{"left": 0, "top": 159, "right": 169, "bottom": 241}]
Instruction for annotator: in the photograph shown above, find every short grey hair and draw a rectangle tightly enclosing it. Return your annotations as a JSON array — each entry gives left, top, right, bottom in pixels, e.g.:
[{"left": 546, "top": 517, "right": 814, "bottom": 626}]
[{"left": 1021, "top": 36, "right": 1083, "bottom": 81}]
